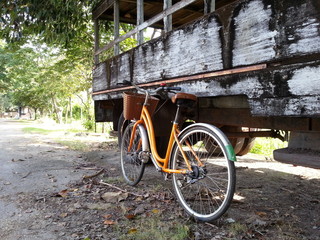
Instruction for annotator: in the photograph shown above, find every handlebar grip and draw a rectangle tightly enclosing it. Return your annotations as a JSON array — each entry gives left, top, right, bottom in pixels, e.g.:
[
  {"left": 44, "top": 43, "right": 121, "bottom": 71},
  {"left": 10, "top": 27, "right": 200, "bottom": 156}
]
[{"left": 164, "top": 87, "right": 181, "bottom": 91}]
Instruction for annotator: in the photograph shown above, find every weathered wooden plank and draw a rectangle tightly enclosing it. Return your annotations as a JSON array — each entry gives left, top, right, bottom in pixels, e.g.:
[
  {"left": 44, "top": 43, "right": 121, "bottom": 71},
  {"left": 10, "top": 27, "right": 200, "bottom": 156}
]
[
  {"left": 94, "top": 20, "right": 100, "bottom": 64},
  {"left": 231, "top": 0, "right": 277, "bottom": 66},
  {"left": 93, "top": 62, "right": 108, "bottom": 92},
  {"left": 92, "top": 0, "right": 320, "bottom": 118},
  {"left": 164, "top": 0, "right": 172, "bottom": 32},
  {"left": 92, "top": 0, "right": 114, "bottom": 20},
  {"left": 114, "top": 0, "right": 120, "bottom": 55},
  {"left": 133, "top": 16, "right": 223, "bottom": 83},
  {"left": 137, "top": 0, "right": 144, "bottom": 44},
  {"left": 93, "top": 0, "right": 320, "bottom": 90},
  {"left": 231, "top": 0, "right": 320, "bottom": 66},
  {"left": 93, "top": 60, "right": 320, "bottom": 117}
]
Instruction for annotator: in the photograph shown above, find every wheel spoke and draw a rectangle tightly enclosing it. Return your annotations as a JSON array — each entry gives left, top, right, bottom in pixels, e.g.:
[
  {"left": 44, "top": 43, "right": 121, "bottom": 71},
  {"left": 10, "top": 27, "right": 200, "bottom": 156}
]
[
  {"left": 172, "top": 125, "right": 235, "bottom": 221},
  {"left": 120, "top": 123, "right": 145, "bottom": 186}
]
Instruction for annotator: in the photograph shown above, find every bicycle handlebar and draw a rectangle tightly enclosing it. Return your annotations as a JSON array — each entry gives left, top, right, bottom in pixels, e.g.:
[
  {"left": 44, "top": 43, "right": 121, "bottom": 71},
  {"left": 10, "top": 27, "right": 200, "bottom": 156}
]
[{"left": 123, "top": 81, "right": 181, "bottom": 95}]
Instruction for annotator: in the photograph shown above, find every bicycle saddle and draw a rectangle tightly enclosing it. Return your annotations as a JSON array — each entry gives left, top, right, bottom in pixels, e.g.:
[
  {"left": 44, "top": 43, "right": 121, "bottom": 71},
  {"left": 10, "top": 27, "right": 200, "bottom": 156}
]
[{"left": 171, "top": 93, "right": 197, "bottom": 104}]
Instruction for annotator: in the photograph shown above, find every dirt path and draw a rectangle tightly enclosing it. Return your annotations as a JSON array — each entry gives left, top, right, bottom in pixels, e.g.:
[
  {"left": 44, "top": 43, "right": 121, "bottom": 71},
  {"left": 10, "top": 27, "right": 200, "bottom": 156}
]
[{"left": 0, "top": 119, "right": 319, "bottom": 240}]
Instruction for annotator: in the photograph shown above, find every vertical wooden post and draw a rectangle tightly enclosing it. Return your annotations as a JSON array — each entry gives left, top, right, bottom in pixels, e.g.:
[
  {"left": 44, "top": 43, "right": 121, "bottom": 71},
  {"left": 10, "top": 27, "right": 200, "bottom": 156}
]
[
  {"left": 137, "top": 0, "right": 144, "bottom": 45},
  {"left": 210, "top": 0, "right": 216, "bottom": 12},
  {"left": 94, "top": 19, "right": 100, "bottom": 64},
  {"left": 163, "top": 0, "right": 172, "bottom": 32},
  {"left": 204, "top": 0, "right": 215, "bottom": 14},
  {"left": 114, "top": 0, "right": 120, "bottom": 55}
]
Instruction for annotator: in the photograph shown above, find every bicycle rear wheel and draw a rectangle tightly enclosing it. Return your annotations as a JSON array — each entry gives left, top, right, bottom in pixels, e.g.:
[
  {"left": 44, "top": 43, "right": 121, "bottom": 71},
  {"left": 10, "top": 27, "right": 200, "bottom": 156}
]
[
  {"left": 171, "top": 124, "right": 236, "bottom": 222},
  {"left": 120, "top": 123, "right": 145, "bottom": 186}
]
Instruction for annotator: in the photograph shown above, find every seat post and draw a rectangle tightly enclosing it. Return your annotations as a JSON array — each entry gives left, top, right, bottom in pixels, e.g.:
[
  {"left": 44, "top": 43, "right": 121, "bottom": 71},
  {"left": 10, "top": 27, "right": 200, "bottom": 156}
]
[{"left": 173, "top": 105, "right": 182, "bottom": 124}]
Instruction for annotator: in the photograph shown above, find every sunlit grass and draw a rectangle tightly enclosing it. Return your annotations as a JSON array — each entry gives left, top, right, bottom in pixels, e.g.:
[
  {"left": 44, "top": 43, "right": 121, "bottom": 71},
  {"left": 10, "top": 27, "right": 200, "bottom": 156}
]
[
  {"left": 55, "top": 139, "right": 89, "bottom": 151},
  {"left": 250, "top": 137, "right": 288, "bottom": 157},
  {"left": 22, "top": 127, "right": 57, "bottom": 134}
]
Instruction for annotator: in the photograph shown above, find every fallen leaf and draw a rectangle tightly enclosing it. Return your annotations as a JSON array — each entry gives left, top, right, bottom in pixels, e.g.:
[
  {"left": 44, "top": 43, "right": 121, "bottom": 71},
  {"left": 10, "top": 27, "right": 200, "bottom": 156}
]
[
  {"left": 128, "top": 228, "right": 138, "bottom": 234},
  {"left": 125, "top": 214, "right": 136, "bottom": 220},
  {"left": 60, "top": 212, "right": 68, "bottom": 218},
  {"left": 255, "top": 211, "right": 267, "bottom": 217},
  {"left": 151, "top": 209, "right": 160, "bottom": 214},
  {"left": 57, "top": 189, "right": 69, "bottom": 197},
  {"left": 103, "top": 214, "right": 113, "bottom": 219},
  {"left": 103, "top": 220, "right": 116, "bottom": 225},
  {"left": 101, "top": 191, "right": 128, "bottom": 203}
]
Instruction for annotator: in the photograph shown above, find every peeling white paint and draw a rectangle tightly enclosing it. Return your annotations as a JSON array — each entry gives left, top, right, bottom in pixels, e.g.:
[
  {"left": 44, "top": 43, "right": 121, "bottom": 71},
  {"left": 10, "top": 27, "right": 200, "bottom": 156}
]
[
  {"left": 288, "top": 18, "right": 320, "bottom": 55},
  {"left": 134, "top": 18, "right": 223, "bottom": 84},
  {"left": 288, "top": 66, "right": 320, "bottom": 95},
  {"left": 250, "top": 96, "right": 320, "bottom": 116},
  {"left": 233, "top": 0, "right": 277, "bottom": 66}
]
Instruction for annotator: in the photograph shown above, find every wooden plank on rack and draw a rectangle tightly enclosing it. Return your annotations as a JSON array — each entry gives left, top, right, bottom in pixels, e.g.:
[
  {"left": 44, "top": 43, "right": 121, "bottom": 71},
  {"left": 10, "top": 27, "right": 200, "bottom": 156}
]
[{"left": 95, "top": 0, "right": 197, "bottom": 56}]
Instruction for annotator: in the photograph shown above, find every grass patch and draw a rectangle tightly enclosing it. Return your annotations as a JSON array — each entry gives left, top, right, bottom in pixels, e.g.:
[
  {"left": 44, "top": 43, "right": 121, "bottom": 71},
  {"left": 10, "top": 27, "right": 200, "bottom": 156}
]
[
  {"left": 118, "top": 217, "right": 190, "bottom": 240},
  {"left": 56, "top": 139, "right": 89, "bottom": 151},
  {"left": 228, "top": 222, "right": 248, "bottom": 237},
  {"left": 22, "top": 127, "right": 57, "bottom": 134},
  {"left": 250, "top": 137, "right": 288, "bottom": 157}
]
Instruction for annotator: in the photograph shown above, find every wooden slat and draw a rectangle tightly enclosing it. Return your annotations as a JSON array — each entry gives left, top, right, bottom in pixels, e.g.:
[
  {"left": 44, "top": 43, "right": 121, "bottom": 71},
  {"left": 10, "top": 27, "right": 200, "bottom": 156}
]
[
  {"left": 137, "top": 0, "right": 144, "bottom": 44},
  {"left": 114, "top": 0, "right": 120, "bottom": 55},
  {"left": 92, "top": 63, "right": 267, "bottom": 95},
  {"left": 94, "top": 20, "right": 100, "bottom": 64},
  {"left": 164, "top": 0, "right": 172, "bottom": 32},
  {"left": 93, "top": 0, "right": 115, "bottom": 20},
  {"left": 95, "top": 0, "right": 198, "bottom": 56}
]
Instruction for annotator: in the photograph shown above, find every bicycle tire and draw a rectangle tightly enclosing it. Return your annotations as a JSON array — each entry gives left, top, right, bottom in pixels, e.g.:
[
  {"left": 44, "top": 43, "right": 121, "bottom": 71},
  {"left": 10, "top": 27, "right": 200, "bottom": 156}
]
[
  {"left": 120, "top": 123, "right": 145, "bottom": 186},
  {"left": 171, "top": 124, "right": 236, "bottom": 222}
]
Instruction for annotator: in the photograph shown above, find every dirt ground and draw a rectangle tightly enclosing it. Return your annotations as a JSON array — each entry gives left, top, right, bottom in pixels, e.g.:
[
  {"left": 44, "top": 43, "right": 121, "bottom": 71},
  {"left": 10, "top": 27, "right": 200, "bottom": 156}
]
[{"left": 0, "top": 119, "right": 319, "bottom": 240}]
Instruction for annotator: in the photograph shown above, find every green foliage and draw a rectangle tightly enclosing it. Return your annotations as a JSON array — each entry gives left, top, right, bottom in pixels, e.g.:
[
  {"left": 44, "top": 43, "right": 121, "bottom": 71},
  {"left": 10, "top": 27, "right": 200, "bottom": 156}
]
[
  {"left": 0, "top": 0, "right": 100, "bottom": 47},
  {"left": 118, "top": 217, "right": 190, "bottom": 240},
  {"left": 0, "top": 1, "right": 136, "bottom": 124},
  {"left": 250, "top": 138, "right": 288, "bottom": 157},
  {"left": 82, "top": 119, "right": 95, "bottom": 131},
  {"left": 72, "top": 104, "right": 82, "bottom": 120}
]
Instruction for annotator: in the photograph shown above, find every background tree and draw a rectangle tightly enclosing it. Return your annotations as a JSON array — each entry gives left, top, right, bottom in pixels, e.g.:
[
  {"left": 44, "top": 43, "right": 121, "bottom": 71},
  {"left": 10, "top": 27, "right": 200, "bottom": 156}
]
[{"left": 0, "top": 0, "right": 137, "bottom": 126}]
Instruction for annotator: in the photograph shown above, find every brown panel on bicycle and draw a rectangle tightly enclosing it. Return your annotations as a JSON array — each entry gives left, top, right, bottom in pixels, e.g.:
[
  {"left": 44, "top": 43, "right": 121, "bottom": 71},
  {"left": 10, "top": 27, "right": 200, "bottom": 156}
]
[{"left": 171, "top": 93, "right": 197, "bottom": 104}]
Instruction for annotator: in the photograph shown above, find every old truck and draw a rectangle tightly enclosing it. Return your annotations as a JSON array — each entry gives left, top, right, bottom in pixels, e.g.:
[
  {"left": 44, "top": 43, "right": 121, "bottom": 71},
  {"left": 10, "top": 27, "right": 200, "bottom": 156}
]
[{"left": 91, "top": 0, "right": 320, "bottom": 168}]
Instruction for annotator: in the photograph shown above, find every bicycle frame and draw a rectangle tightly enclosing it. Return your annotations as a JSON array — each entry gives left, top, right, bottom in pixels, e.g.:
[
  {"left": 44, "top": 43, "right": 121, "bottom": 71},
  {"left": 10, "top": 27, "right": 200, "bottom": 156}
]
[{"left": 128, "top": 104, "right": 202, "bottom": 175}]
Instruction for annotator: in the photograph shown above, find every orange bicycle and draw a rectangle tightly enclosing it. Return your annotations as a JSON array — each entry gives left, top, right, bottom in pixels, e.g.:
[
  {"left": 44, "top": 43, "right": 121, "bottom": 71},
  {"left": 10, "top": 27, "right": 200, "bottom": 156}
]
[{"left": 120, "top": 83, "right": 236, "bottom": 222}]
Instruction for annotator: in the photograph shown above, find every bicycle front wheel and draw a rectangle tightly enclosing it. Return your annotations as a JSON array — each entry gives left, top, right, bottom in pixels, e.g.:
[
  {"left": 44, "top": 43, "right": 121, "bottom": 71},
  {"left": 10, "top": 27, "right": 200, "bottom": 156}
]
[
  {"left": 120, "top": 123, "right": 145, "bottom": 186},
  {"left": 171, "top": 125, "right": 236, "bottom": 222}
]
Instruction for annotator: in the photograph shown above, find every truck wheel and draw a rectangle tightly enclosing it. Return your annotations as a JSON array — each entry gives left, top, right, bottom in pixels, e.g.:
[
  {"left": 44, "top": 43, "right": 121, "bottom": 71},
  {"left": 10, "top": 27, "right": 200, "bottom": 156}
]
[
  {"left": 237, "top": 137, "right": 256, "bottom": 156},
  {"left": 220, "top": 126, "right": 244, "bottom": 155}
]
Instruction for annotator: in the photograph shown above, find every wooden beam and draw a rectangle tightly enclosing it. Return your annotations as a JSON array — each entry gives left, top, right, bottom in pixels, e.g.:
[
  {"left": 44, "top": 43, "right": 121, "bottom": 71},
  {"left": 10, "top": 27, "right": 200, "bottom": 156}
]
[
  {"left": 163, "top": 0, "right": 172, "bottom": 32},
  {"left": 94, "top": 19, "right": 100, "bottom": 64},
  {"left": 137, "top": 0, "right": 144, "bottom": 44},
  {"left": 95, "top": 0, "right": 197, "bottom": 56},
  {"left": 211, "top": 0, "right": 216, "bottom": 12},
  {"left": 92, "top": 63, "right": 267, "bottom": 95},
  {"left": 114, "top": 0, "right": 120, "bottom": 55},
  {"left": 93, "top": 0, "right": 114, "bottom": 20},
  {"left": 204, "top": 0, "right": 215, "bottom": 14}
]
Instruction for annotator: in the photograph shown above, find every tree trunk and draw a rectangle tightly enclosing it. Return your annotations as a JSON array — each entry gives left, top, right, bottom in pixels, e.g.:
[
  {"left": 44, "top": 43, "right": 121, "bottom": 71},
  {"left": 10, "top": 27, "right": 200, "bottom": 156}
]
[
  {"left": 69, "top": 97, "right": 72, "bottom": 122},
  {"left": 34, "top": 108, "right": 38, "bottom": 120},
  {"left": 51, "top": 96, "right": 62, "bottom": 124}
]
